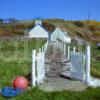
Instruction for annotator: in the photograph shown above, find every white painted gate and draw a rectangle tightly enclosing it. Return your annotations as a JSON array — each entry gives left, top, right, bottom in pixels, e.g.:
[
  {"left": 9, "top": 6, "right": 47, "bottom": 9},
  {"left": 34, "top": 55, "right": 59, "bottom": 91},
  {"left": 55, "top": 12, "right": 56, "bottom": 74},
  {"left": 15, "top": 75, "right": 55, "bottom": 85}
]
[
  {"left": 70, "top": 52, "right": 86, "bottom": 81},
  {"left": 37, "top": 53, "right": 45, "bottom": 84},
  {"left": 32, "top": 42, "right": 48, "bottom": 87},
  {"left": 32, "top": 50, "right": 45, "bottom": 86}
]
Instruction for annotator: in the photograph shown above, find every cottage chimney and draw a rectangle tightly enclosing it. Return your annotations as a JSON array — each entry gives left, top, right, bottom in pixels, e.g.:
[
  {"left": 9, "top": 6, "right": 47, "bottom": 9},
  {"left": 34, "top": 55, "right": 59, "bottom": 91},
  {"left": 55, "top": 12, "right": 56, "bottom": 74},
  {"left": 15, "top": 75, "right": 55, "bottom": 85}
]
[
  {"left": 56, "top": 25, "right": 60, "bottom": 29},
  {"left": 35, "top": 19, "right": 42, "bottom": 25}
]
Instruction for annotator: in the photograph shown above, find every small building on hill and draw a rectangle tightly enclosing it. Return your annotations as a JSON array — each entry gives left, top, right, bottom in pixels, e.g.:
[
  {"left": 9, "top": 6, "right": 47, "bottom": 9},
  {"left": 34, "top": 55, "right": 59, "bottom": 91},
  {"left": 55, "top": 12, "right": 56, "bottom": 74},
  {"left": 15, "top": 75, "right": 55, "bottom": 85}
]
[
  {"left": 28, "top": 20, "right": 49, "bottom": 39},
  {"left": 28, "top": 19, "right": 71, "bottom": 54},
  {"left": 50, "top": 27, "right": 71, "bottom": 43}
]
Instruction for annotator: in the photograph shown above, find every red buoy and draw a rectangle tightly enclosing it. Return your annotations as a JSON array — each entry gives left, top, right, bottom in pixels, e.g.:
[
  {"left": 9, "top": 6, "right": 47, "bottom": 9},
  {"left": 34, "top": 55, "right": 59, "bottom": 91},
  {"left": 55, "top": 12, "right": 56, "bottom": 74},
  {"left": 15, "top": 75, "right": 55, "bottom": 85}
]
[{"left": 13, "top": 76, "right": 28, "bottom": 89}]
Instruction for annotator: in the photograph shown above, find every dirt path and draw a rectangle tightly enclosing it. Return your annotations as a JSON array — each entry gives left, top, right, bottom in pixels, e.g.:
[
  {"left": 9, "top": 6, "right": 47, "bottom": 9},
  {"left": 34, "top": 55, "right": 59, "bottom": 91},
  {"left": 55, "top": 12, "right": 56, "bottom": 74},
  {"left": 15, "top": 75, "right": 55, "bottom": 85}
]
[
  {"left": 38, "top": 77, "right": 87, "bottom": 92},
  {"left": 40, "top": 42, "right": 87, "bottom": 92}
]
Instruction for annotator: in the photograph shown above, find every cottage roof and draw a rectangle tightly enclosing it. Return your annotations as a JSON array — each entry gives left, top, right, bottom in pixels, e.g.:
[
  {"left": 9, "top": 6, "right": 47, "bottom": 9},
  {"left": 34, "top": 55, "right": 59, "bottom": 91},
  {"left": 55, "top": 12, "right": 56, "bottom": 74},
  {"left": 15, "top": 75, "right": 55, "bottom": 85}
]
[
  {"left": 51, "top": 28, "right": 71, "bottom": 43},
  {"left": 28, "top": 23, "right": 49, "bottom": 38}
]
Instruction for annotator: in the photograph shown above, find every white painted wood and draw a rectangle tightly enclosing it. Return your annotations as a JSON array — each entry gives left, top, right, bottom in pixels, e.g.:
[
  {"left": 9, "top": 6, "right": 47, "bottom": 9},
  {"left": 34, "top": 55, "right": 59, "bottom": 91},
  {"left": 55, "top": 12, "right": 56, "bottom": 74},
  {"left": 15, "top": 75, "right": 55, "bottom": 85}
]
[
  {"left": 86, "top": 45, "right": 91, "bottom": 83},
  {"left": 32, "top": 50, "right": 36, "bottom": 87},
  {"left": 62, "top": 42, "right": 64, "bottom": 53},
  {"left": 42, "top": 46, "right": 44, "bottom": 52},
  {"left": 35, "top": 20, "right": 42, "bottom": 25},
  {"left": 64, "top": 43, "right": 66, "bottom": 55},
  {"left": 73, "top": 47, "right": 76, "bottom": 53},
  {"left": 70, "top": 51, "right": 85, "bottom": 81},
  {"left": 83, "top": 53, "right": 86, "bottom": 82},
  {"left": 61, "top": 41, "right": 63, "bottom": 52},
  {"left": 51, "top": 28, "right": 71, "bottom": 43},
  {"left": 29, "top": 24, "right": 48, "bottom": 38},
  {"left": 44, "top": 41, "right": 48, "bottom": 53},
  {"left": 68, "top": 45, "right": 70, "bottom": 60},
  {"left": 31, "top": 41, "right": 48, "bottom": 86},
  {"left": 37, "top": 53, "right": 45, "bottom": 84},
  {"left": 59, "top": 41, "right": 61, "bottom": 49}
]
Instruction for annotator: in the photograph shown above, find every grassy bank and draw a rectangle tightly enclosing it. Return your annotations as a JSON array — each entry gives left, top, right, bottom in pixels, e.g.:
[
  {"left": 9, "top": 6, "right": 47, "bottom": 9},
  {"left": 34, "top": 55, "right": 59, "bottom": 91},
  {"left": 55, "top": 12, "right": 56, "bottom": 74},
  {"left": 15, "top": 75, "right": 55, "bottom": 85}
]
[
  {"left": 0, "top": 38, "right": 99, "bottom": 100},
  {"left": 0, "top": 87, "right": 100, "bottom": 100}
]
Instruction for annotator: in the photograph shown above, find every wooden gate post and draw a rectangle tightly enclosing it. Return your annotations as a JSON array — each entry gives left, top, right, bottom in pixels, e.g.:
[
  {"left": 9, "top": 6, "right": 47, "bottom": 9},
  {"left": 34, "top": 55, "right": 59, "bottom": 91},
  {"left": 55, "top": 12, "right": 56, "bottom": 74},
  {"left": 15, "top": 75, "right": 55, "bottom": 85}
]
[
  {"left": 64, "top": 43, "right": 66, "bottom": 55},
  {"left": 68, "top": 45, "right": 70, "bottom": 60},
  {"left": 85, "top": 44, "right": 91, "bottom": 83},
  {"left": 73, "top": 46, "right": 76, "bottom": 53},
  {"left": 32, "top": 50, "right": 36, "bottom": 87},
  {"left": 61, "top": 41, "right": 63, "bottom": 51}
]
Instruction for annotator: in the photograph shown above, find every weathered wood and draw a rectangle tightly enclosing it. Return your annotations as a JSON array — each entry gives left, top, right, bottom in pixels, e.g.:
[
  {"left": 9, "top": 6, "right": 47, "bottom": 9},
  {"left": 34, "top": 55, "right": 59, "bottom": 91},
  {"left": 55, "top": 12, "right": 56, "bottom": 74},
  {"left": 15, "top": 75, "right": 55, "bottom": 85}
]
[
  {"left": 32, "top": 50, "right": 36, "bottom": 87},
  {"left": 37, "top": 53, "right": 45, "bottom": 84},
  {"left": 64, "top": 43, "right": 66, "bottom": 55},
  {"left": 32, "top": 42, "right": 48, "bottom": 86},
  {"left": 86, "top": 45, "right": 90, "bottom": 83},
  {"left": 73, "top": 47, "right": 76, "bottom": 53},
  {"left": 67, "top": 45, "right": 70, "bottom": 60},
  {"left": 70, "top": 52, "right": 85, "bottom": 81}
]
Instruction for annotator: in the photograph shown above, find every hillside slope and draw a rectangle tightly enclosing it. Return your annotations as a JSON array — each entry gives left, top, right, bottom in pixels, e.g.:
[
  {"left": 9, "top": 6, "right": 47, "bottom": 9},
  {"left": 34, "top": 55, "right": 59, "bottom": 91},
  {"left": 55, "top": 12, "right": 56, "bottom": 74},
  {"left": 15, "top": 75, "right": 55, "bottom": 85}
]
[{"left": 0, "top": 19, "right": 100, "bottom": 42}]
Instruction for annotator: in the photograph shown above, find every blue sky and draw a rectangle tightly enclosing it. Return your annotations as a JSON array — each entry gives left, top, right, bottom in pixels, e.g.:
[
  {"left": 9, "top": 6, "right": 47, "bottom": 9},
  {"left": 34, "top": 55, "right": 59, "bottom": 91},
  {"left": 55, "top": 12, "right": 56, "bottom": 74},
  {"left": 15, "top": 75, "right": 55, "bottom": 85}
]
[{"left": 0, "top": 0, "right": 100, "bottom": 21}]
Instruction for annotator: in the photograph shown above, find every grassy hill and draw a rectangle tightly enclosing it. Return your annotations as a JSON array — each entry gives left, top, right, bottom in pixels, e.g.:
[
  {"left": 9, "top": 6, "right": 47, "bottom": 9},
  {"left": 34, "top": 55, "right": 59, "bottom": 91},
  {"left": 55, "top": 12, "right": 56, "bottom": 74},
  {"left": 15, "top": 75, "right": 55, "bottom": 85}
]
[{"left": 0, "top": 19, "right": 100, "bottom": 42}]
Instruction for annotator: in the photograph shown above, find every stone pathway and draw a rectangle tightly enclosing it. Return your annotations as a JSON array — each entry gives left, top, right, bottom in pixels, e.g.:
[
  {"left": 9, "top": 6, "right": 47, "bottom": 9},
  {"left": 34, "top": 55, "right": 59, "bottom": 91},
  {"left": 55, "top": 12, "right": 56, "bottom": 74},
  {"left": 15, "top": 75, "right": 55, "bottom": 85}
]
[
  {"left": 38, "top": 77, "right": 87, "bottom": 92},
  {"left": 45, "top": 42, "right": 71, "bottom": 78},
  {"left": 39, "top": 42, "right": 87, "bottom": 92}
]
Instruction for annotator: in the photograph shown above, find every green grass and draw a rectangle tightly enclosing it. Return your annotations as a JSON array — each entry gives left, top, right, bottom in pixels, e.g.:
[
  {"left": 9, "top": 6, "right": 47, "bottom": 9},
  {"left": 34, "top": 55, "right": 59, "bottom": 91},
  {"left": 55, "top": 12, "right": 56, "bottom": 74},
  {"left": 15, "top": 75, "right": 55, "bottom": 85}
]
[
  {"left": 0, "top": 60, "right": 31, "bottom": 88},
  {"left": 0, "top": 87, "right": 100, "bottom": 100},
  {"left": 91, "top": 44, "right": 100, "bottom": 78},
  {"left": 0, "top": 38, "right": 100, "bottom": 100}
]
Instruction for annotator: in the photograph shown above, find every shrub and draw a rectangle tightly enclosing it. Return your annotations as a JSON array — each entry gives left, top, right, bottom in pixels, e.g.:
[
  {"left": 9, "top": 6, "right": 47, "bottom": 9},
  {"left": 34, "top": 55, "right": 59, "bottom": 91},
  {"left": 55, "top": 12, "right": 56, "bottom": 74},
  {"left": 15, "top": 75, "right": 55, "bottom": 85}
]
[{"left": 73, "top": 21, "right": 84, "bottom": 27}]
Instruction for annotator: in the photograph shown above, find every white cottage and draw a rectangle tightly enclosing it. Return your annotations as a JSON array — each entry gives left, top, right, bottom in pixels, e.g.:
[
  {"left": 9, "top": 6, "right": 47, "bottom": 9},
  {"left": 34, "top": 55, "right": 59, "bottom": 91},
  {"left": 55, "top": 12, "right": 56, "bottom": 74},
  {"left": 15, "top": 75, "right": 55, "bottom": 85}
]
[
  {"left": 50, "top": 27, "right": 71, "bottom": 57},
  {"left": 29, "top": 20, "right": 49, "bottom": 38},
  {"left": 50, "top": 27, "right": 71, "bottom": 43}
]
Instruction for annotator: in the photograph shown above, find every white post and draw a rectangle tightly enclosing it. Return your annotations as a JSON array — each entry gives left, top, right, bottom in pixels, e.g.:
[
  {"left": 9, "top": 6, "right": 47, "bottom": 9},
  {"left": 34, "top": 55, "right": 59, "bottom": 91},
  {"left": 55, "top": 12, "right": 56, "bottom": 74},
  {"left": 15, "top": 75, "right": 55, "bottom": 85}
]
[
  {"left": 73, "top": 46, "right": 76, "bottom": 53},
  {"left": 63, "top": 42, "right": 64, "bottom": 52},
  {"left": 60, "top": 42, "right": 62, "bottom": 51},
  {"left": 64, "top": 43, "right": 66, "bottom": 55},
  {"left": 68, "top": 45, "right": 70, "bottom": 60},
  {"left": 44, "top": 42, "right": 48, "bottom": 53},
  {"left": 32, "top": 50, "right": 36, "bottom": 87},
  {"left": 61, "top": 41, "right": 63, "bottom": 51},
  {"left": 42, "top": 46, "right": 44, "bottom": 52},
  {"left": 82, "top": 52, "right": 86, "bottom": 82},
  {"left": 86, "top": 45, "right": 91, "bottom": 83}
]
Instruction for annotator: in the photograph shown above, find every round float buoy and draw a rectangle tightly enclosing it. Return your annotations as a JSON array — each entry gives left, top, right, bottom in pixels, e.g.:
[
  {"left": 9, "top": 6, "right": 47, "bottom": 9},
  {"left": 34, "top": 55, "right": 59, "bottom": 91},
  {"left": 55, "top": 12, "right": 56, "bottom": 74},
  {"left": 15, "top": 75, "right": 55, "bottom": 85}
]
[{"left": 13, "top": 76, "right": 28, "bottom": 89}]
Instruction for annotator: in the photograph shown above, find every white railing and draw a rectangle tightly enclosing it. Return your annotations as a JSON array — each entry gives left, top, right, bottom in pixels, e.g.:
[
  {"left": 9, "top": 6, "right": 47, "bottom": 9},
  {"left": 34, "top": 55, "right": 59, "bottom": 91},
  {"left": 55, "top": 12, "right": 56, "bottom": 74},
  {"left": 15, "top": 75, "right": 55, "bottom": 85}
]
[{"left": 32, "top": 42, "right": 48, "bottom": 87}]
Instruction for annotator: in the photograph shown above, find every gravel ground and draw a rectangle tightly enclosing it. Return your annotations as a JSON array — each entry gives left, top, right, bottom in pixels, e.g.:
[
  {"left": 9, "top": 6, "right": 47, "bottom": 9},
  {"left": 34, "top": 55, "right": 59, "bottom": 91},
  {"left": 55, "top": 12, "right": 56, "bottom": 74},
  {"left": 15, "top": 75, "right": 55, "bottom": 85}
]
[{"left": 41, "top": 42, "right": 87, "bottom": 92}]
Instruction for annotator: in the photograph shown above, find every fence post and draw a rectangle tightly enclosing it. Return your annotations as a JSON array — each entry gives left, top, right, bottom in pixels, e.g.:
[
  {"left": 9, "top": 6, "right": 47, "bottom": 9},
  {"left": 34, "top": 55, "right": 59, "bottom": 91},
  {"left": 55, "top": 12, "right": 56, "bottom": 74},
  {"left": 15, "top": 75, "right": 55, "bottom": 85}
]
[
  {"left": 85, "top": 44, "right": 91, "bottom": 83},
  {"left": 61, "top": 41, "right": 63, "bottom": 51},
  {"left": 82, "top": 52, "right": 85, "bottom": 82},
  {"left": 42, "top": 46, "right": 44, "bottom": 52},
  {"left": 44, "top": 42, "right": 47, "bottom": 53},
  {"left": 73, "top": 46, "right": 76, "bottom": 53},
  {"left": 68, "top": 45, "right": 70, "bottom": 60},
  {"left": 32, "top": 50, "right": 36, "bottom": 87},
  {"left": 64, "top": 43, "right": 66, "bottom": 55}
]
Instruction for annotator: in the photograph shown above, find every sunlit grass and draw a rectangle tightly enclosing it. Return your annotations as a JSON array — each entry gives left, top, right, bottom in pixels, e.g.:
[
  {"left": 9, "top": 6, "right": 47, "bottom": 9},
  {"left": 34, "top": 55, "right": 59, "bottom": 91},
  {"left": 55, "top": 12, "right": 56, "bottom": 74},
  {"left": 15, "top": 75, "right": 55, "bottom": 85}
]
[{"left": 0, "top": 38, "right": 99, "bottom": 100}]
